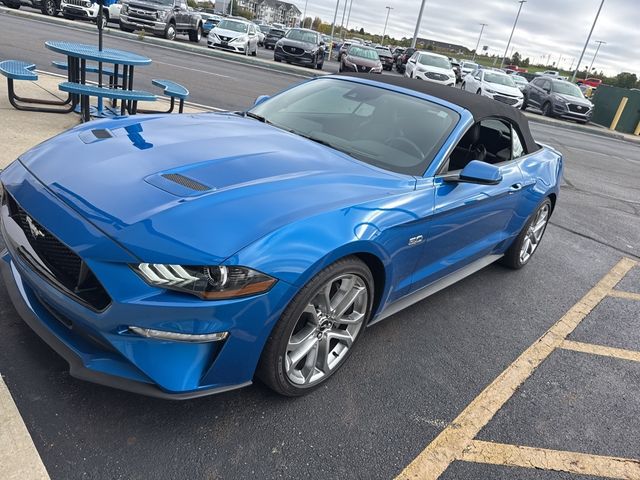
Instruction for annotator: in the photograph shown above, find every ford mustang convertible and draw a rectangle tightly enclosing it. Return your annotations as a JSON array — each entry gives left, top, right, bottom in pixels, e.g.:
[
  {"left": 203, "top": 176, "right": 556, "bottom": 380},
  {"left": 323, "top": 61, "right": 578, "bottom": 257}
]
[{"left": 0, "top": 75, "right": 562, "bottom": 398}]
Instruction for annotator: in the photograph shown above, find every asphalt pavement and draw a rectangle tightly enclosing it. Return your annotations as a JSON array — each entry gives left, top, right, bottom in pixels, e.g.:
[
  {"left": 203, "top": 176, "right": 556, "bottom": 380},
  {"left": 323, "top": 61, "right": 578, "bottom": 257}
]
[{"left": 1, "top": 11, "right": 639, "bottom": 480}]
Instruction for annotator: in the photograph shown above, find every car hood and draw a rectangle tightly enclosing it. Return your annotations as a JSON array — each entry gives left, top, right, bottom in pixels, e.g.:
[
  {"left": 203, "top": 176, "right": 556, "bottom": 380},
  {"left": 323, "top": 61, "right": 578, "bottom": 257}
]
[
  {"left": 19, "top": 113, "right": 412, "bottom": 264},
  {"left": 346, "top": 56, "right": 381, "bottom": 67},
  {"left": 211, "top": 27, "right": 247, "bottom": 38},
  {"left": 126, "top": 1, "right": 169, "bottom": 12},
  {"left": 418, "top": 65, "right": 454, "bottom": 76},
  {"left": 556, "top": 93, "right": 592, "bottom": 106},
  {"left": 485, "top": 82, "right": 523, "bottom": 97},
  {"left": 280, "top": 38, "right": 315, "bottom": 49}
]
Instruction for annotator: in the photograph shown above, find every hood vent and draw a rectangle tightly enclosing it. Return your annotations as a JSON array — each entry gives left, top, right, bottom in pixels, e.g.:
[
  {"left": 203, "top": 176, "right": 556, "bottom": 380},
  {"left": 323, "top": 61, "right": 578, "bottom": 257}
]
[{"left": 161, "top": 173, "right": 210, "bottom": 192}]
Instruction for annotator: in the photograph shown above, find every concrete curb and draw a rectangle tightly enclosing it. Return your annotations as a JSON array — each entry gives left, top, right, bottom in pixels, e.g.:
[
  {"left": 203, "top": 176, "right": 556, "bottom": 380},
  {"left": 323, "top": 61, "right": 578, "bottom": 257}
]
[
  {"left": 524, "top": 111, "right": 640, "bottom": 145},
  {"left": 0, "top": 6, "right": 323, "bottom": 79}
]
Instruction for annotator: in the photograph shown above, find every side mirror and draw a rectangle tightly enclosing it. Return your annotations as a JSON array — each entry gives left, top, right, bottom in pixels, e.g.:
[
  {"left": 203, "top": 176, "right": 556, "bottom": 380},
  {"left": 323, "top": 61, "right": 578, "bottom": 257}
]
[
  {"left": 254, "top": 95, "right": 270, "bottom": 107},
  {"left": 408, "top": 59, "right": 416, "bottom": 64},
  {"left": 446, "top": 161, "right": 502, "bottom": 185}
]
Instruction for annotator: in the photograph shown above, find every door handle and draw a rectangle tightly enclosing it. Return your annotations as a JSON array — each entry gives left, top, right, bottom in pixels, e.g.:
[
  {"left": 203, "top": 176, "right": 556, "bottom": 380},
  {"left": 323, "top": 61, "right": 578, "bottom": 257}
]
[{"left": 509, "top": 183, "right": 523, "bottom": 192}]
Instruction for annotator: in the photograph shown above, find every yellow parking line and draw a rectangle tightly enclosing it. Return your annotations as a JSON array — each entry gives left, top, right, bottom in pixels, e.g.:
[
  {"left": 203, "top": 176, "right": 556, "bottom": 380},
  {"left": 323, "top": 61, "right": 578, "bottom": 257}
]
[
  {"left": 460, "top": 440, "right": 640, "bottom": 479},
  {"left": 609, "top": 290, "right": 640, "bottom": 301},
  {"left": 561, "top": 340, "right": 640, "bottom": 363},
  {"left": 396, "top": 258, "right": 637, "bottom": 480},
  {"left": 0, "top": 374, "right": 50, "bottom": 480}
]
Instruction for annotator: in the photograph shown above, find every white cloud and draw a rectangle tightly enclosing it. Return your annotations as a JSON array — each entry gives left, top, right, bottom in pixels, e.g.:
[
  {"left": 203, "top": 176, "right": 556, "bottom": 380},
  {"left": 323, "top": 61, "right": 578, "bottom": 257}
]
[{"left": 290, "top": 0, "right": 639, "bottom": 76}]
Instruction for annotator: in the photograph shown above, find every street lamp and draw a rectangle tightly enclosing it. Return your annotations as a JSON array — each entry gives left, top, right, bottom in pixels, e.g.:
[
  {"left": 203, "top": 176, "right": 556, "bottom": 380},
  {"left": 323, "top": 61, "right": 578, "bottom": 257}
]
[
  {"left": 339, "top": 0, "right": 349, "bottom": 38},
  {"left": 472, "top": 23, "right": 488, "bottom": 62},
  {"left": 329, "top": 0, "right": 341, "bottom": 60},
  {"left": 587, "top": 40, "right": 606, "bottom": 77},
  {"left": 381, "top": 6, "right": 393, "bottom": 46},
  {"left": 571, "top": 0, "right": 605, "bottom": 82},
  {"left": 500, "top": 0, "right": 526, "bottom": 69},
  {"left": 302, "top": 0, "right": 308, "bottom": 27},
  {"left": 345, "top": 0, "right": 354, "bottom": 33},
  {"left": 411, "top": 0, "right": 427, "bottom": 48}
]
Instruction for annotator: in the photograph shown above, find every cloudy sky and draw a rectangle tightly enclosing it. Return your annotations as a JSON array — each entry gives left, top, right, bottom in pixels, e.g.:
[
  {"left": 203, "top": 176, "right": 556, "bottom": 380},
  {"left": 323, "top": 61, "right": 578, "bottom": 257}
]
[{"left": 290, "top": 0, "right": 638, "bottom": 76}]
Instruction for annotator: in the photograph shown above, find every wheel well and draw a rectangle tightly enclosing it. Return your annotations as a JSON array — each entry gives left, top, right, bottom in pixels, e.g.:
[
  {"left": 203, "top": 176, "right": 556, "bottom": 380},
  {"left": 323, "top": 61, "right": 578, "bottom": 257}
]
[
  {"left": 547, "top": 193, "right": 557, "bottom": 213},
  {"left": 353, "top": 252, "right": 386, "bottom": 318}
]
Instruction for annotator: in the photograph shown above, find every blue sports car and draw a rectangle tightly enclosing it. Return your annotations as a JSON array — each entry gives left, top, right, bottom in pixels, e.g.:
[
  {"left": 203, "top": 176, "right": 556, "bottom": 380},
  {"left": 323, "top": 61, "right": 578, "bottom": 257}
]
[{"left": 0, "top": 75, "right": 562, "bottom": 398}]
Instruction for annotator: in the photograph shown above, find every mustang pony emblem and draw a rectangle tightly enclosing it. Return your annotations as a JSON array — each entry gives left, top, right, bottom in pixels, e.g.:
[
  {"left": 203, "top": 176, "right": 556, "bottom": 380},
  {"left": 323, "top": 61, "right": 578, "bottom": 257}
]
[{"left": 25, "top": 216, "right": 45, "bottom": 239}]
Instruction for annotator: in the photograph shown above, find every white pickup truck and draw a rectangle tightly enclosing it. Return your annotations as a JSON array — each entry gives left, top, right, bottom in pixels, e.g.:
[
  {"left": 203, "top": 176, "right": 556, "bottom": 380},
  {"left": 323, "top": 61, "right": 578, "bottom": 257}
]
[{"left": 535, "top": 70, "right": 569, "bottom": 81}]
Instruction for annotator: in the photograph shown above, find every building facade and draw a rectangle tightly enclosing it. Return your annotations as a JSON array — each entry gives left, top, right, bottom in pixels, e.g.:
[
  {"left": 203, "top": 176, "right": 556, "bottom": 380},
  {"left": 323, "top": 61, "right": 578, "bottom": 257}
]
[{"left": 235, "top": 0, "right": 301, "bottom": 26}]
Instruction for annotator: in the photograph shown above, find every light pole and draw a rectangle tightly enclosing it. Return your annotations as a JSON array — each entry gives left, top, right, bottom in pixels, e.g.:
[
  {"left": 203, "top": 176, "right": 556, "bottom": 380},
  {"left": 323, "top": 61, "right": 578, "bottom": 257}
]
[
  {"left": 572, "top": 0, "right": 605, "bottom": 82},
  {"left": 587, "top": 40, "right": 606, "bottom": 77},
  {"left": 302, "top": 0, "right": 308, "bottom": 27},
  {"left": 329, "top": 0, "right": 341, "bottom": 60},
  {"left": 411, "top": 0, "right": 427, "bottom": 48},
  {"left": 472, "top": 23, "right": 487, "bottom": 61},
  {"left": 381, "top": 6, "right": 393, "bottom": 46},
  {"left": 345, "top": 0, "right": 354, "bottom": 34},
  {"left": 339, "top": 0, "right": 349, "bottom": 38},
  {"left": 500, "top": 0, "right": 526, "bottom": 69}
]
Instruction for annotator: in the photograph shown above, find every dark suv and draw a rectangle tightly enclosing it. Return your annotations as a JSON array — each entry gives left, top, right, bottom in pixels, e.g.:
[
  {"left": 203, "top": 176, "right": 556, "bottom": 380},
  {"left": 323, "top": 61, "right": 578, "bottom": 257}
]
[
  {"left": 395, "top": 47, "right": 417, "bottom": 74},
  {"left": 523, "top": 77, "right": 594, "bottom": 124},
  {"left": 2, "top": 0, "right": 60, "bottom": 16},
  {"left": 264, "top": 28, "right": 285, "bottom": 49},
  {"left": 274, "top": 28, "right": 325, "bottom": 70}
]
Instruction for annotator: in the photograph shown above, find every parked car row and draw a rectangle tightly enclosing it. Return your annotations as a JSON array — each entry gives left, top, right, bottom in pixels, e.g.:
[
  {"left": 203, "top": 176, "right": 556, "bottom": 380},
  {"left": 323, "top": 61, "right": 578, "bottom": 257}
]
[{"left": 2, "top": 0, "right": 122, "bottom": 28}]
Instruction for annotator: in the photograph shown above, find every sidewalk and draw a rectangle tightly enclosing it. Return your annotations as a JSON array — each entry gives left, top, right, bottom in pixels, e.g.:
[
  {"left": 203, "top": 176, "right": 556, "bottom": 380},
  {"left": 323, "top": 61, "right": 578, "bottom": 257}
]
[{"left": 0, "top": 71, "right": 208, "bottom": 169}]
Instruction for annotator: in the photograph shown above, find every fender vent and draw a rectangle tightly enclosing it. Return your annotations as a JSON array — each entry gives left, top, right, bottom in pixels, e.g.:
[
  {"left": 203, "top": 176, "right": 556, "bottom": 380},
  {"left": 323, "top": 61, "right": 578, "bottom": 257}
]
[{"left": 162, "top": 173, "right": 210, "bottom": 192}]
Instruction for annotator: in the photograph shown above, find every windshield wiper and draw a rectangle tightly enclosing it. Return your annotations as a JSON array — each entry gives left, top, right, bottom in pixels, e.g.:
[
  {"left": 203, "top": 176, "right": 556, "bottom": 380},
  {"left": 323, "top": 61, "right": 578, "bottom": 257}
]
[{"left": 244, "top": 112, "right": 268, "bottom": 123}]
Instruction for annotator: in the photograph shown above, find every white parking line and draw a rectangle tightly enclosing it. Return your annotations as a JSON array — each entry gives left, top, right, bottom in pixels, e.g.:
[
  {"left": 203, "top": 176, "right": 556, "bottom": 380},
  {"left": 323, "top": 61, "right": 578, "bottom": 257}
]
[
  {"left": 152, "top": 61, "right": 232, "bottom": 79},
  {"left": 0, "top": 374, "right": 50, "bottom": 480}
]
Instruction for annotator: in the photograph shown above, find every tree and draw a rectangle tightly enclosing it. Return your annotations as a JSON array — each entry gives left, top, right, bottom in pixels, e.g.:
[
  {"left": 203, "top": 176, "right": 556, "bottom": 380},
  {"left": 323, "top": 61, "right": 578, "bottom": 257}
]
[
  {"left": 614, "top": 72, "right": 638, "bottom": 89},
  {"left": 187, "top": 0, "right": 197, "bottom": 8},
  {"left": 522, "top": 57, "right": 530, "bottom": 67},
  {"left": 359, "top": 27, "right": 365, "bottom": 35},
  {"left": 301, "top": 17, "right": 312, "bottom": 28},
  {"left": 233, "top": 7, "right": 254, "bottom": 20},
  {"left": 511, "top": 51, "right": 521, "bottom": 66},
  {"left": 312, "top": 16, "right": 322, "bottom": 31}
]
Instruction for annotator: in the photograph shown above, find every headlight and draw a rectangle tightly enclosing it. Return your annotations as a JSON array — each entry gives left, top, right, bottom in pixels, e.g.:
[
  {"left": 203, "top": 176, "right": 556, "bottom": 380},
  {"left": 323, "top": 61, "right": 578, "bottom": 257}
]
[
  {"left": 85, "top": 1, "right": 91, "bottom": 7},
  {"left": 157, "top": 10, "right": 169, "bottom": 20},
  {"left": 133, "top": 264, "right": 276, "bottom": 300},
  {"left": 484, "top": 87, "right": 496, "bottom": 95},
  {"left": 121, "top": 3, "right": 128, "bottom": 13},
  {"left": 552, "top": 94, "right": 567, "bottom": 104}
]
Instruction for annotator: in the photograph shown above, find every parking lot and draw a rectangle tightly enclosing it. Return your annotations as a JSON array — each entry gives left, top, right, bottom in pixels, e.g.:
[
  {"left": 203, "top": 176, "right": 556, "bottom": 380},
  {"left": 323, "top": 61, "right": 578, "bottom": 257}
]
[{"left": 1, "top": 7, "right": 640, "bottom": 480}]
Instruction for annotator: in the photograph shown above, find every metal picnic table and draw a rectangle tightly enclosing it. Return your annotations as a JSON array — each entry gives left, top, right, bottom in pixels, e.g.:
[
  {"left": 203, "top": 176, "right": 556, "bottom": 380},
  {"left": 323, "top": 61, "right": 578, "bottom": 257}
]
[{"left": 44, "top": 40, "right": 152, "bottom": 116}]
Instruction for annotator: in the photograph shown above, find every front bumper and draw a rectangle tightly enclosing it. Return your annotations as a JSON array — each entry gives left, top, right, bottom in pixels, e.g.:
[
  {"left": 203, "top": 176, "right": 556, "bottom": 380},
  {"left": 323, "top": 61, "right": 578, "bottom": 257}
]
[
  {"left": 207, "top": 37, "right": 247, "bottom": 53},
  {"left": 0, "top": 161, "right": 296, "bottom": 399},
  {"left": 62, "top": 5, "right": 97, "bottom": 20},
  {"left": 554, "top": 103, "right": 593, "bottom": 122},
  {"left": 482, "top": 91, "right": 523, "bottom": 108},
  {"left": 415, "top": 72, "right": 455, "bottom": 87},
  {"left": 119, "top": 14, "right": 165, "bottom": 35},
  {"left": 274, "top": 46, "right": 316, "bottom": 65}
]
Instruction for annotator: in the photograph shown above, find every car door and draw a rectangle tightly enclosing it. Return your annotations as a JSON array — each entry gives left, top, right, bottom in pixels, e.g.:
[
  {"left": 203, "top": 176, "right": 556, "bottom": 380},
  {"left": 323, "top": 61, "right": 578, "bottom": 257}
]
[
  {"left": 409, "top": 118, "right": 526, "bottom": 291},
  {"left": 175, "top": 0, "right": 188, "bottom": 30},
  {"left": 528, "top": 78, "right": 545, "bottom": 107}
]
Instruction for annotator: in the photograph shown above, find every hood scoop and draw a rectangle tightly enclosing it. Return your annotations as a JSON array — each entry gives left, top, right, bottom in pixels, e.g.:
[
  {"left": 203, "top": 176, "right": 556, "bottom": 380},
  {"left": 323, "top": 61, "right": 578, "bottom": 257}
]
[{"left": 146, "top": 172, "right": 214, "bottom": 197}]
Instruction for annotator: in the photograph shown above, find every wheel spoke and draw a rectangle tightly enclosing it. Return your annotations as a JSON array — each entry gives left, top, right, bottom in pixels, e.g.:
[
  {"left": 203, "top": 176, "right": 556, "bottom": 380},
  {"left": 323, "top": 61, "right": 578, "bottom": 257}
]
[
  {"left": 316, "top": 336, "right": 332, "bottom": 373},
  {"left": 333, "top": 284, "right": 365, "bottom": 319},
  {"left": 334, "top": 310, "right": 365, "bottom": 326},
  {"left": 302, "top": 304, "right": 320, "bottom": 326},
  {"left": 288, "top": 323, "right": 316, "bottom": 349},
  {"left": 327, "top": 329, "right": 354, "bottom": 348},
  {"left": 302, "top": 342, "right": 320, "bottom": 383},
  {"left": 288, "top": 336, "right": 318, "bottom": 367},
  {"left": 315, "top": 283, "right": 333, "bottom": 314}
]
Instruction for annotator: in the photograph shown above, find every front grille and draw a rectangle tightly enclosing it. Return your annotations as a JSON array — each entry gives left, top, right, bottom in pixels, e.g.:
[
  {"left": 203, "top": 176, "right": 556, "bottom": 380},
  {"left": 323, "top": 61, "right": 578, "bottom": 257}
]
[
  {"left": 65, "top": 0, "right": 87, "bottom": 6},
  {"left": 162, "top": 173, "right": 210, "bottom": 192},
  {"left": 425, "top": 72, "right": 448, "bottom": 81},
  {"left": 219, "top": 35, "right": 233, "bottom": 42},
  {"left": 283, "top": 45, "right": 304, "bottom": 55},
  {"left": 494, "top": 94, "right": 519, "bottom": 106},
  {"left": 7, "top": 194, "right": 111, "bottom": 311},
  {"left": 568, "top": 103, "right": 589, "bottom": 113},
  {"left": 357, "top": 65, "right": 372, "bottom": 73}
]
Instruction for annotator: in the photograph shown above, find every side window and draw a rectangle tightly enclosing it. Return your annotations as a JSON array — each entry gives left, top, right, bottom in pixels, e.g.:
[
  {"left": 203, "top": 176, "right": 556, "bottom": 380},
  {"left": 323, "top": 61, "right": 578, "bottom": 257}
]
[
  {"left": 542, "top": 80, "right": 551, "bottom": 92},
  {"left": 531, "top": 78, "right": 543, "bottom": 87},
  {"left": 410, "top": 52, "right": 419, "bottom": 62},
  {"left": 473, "top": 70, "right": 481, "bottom": 80},
  {"left": 447, "top": 118, "right": 514, "bottom": 172}
]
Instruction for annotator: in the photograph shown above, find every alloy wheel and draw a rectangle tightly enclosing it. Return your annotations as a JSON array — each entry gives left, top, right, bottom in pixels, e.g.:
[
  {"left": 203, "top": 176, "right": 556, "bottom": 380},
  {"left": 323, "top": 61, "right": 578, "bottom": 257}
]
[
  {"left": 284, "top": 274, "right": 368, "bottom": 386},
  {"left": 519, "top": 204, "right": 550, "bottom": 264}
]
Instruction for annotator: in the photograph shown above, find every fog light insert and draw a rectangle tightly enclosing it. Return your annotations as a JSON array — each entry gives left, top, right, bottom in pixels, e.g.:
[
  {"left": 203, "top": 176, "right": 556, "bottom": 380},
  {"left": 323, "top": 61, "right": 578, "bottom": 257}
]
[{"left": 129, "top": 326, "right": 229, "bottom": 343}]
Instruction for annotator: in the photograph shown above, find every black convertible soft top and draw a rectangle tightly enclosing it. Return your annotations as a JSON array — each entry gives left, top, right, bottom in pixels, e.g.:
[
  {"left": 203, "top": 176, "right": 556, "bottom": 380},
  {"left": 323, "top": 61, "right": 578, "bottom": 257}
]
[{"left": 336, "top": 73, "right": 540, "bottom": 154}]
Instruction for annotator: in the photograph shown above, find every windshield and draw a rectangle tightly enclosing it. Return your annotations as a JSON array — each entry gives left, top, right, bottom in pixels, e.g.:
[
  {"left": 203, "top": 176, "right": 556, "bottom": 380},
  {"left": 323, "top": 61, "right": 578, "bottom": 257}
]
[
  {"left": 248, "top": 78, "right": 460, "bottom": 176},
  {"left": 376, "top": 47, "right": 392, "bottom": 56},
  {"left": 268, "top": 29, "right": 285, "bottom": 36},
  {"left": 512, "top": 76, "right": 527, "bottom": 85},
  {"left": 217, "top": 20, "right": 248, "bottom": 33},
  {"left": 418, "top": 54, "right": 451, "bottom": 69},
  {"left": 462, "top": 62, "right": 479, "bottom": 70},
  {"left": 259, "top": 25, "right": 270, "bottom": 33},
  {"left": 349, "top": 47, "right": 380, "bottom": 60},
  {"left": 285, "top": 29, "right": 318, "bottom": 43},
  {"left": 484, "top": 72, "right": 516, "bottom": 87},
  {"left": 552, "top": 81, "right": 584, "bottom": 98}
]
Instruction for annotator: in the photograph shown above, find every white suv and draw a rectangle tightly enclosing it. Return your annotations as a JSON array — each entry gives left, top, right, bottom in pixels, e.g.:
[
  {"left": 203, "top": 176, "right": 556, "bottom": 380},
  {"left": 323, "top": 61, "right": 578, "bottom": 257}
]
[
  {"left": 404, "top": 51, "right": 457, "bottom": 87},
  {"left": 61, "top": 0, "right": 121, "bottom": 28}
]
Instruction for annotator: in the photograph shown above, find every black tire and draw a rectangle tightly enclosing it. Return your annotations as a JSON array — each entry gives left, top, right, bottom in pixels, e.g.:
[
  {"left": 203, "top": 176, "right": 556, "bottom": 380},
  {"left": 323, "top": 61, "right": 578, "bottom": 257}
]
[
  {"left": 338, "top": 63, "right": 343, "bottom": 73},
  {"left": 542, "top": 102, "right": 553, "bottom": 117},
  {"left": 5, "top": 2, "right": 20, "bottom": 9},
  {"left": 164, "top": 22, "right": 176, "bottom": 41},
  {"left": 97, "top": 11, "right": 108, "bottom": 29},
  {"left": 274, "top": 56, "right": 281, "bottom": 63},
  {"left": 188, "top": 25, "right": 202, "bottom": 42},
  {"left": 251, "top": 44, "right": 257, "bottom": 56},
  {"left": 257, "top": 256, "right": 374, "bottom": 396},
  {"left": 316, "top": 60, "right": 324, "bottom": 70},
  {"left": 521, "top": 96, "right": 528, "bottom": 110},
  {"left": 40, "top": 0, "right": 57, "bottom": 16},
  {"left": 120, "top": 24, "right": 135, "bottom": 33},
  {"left": 501, "top": 198, "right": 552, "bottom": 269},
  {"left": 476, "top": 88, "right": 482, "bottom": 95}
]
